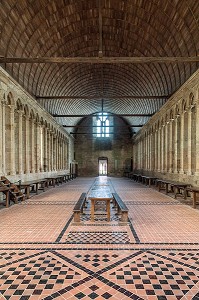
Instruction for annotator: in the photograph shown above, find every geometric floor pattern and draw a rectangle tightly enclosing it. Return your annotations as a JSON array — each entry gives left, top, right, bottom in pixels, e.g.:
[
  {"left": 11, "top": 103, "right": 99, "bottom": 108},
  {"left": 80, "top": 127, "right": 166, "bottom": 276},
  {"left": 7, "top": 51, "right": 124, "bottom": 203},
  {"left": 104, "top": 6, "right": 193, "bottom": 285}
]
[
  {"left": 65, "top": 231, "right": 130, "bottom": 244},
  {"left": 0, "top": 176, "right": 199, "bottom": 299},
  {"left": 0, "top": 249, "right": 199, "bottom": 299}
]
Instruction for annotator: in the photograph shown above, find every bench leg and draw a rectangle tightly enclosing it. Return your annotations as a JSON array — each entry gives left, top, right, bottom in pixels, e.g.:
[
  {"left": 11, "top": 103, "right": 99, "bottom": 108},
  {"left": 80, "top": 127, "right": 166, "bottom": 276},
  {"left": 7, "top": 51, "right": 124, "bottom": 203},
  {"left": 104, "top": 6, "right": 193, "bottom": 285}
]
[
  {"left": 74, "top": 212, "right": 80, "bottom": 223},
  {"left": 121, "top": 212, "right": 128, "bottom": 223},
  {"left": 193, "top": 192, "right": 196, "bottom": 209}
]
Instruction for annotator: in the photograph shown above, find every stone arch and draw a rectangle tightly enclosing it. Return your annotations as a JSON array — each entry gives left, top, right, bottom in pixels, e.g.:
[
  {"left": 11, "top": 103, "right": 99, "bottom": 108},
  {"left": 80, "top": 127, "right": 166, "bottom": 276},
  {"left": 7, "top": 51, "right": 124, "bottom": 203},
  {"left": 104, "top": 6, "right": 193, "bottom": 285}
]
[
  {"left": 169, "top": 109, "right": 174, "bottom": 120},
  {"left": 181, "top": 99, "right": 187, "bottom": 112},
  {"left": 189, "top": 92, "right": 194, "bottom": 106},
  {"left": 24, "top": 104, "right": 30, "bottom": 117},
  {"left": 30, "top": 109, "right": 35, "bottom": 119},
  {"left": 7, "top": 92, "right": 15, "bottom": 106},
  {"left": 16, "top": 98, "right": 23, "bottom": 111},
  {"left": 175, "top": 104, "right": 180, "bottom": 117}
]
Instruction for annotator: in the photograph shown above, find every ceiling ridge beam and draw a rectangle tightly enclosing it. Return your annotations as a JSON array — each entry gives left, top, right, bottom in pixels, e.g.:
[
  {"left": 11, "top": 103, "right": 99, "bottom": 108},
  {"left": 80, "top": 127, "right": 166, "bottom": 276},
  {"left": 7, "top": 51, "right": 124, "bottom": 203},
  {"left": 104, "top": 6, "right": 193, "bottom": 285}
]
[
  {"left": 63, "top": 125, "right": 143, "bottom": 127},
  {"left": 36, "top": 95, "right": 169, "bottom": 99},
  {"left": 52, "top": 113, "right": 153, "bottom": 117},
  {"left": 0, "top": 56, "right": 199, "bottom": 64}
]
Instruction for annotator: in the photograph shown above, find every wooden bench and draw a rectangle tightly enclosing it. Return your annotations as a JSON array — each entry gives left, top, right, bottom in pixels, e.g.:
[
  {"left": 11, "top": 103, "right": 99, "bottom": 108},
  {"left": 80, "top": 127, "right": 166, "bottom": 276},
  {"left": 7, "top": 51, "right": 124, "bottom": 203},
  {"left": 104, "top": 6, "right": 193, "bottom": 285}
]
[
  {"left": 73, "top": 193, "right": 87, "bottom": 223},
  {"left": 185, "top": 187, "right": 199, "bottom": 208},
  {"left": 1, "top": 177, "right": 25, "bottom": 204},
  {"left": 156, "top": 179, "right": 191, "bottom": 198},
  {"left": 112, "top": 192, "right": 128, "bottom": 223}
]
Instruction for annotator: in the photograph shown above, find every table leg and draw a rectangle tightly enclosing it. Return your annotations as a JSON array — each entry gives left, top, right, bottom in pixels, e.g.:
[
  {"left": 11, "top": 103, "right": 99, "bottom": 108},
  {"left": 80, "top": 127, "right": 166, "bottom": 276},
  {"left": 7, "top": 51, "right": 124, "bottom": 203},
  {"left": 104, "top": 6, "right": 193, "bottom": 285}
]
[{"left": 91, "top": 199, "right": 95, "bottom": 222}]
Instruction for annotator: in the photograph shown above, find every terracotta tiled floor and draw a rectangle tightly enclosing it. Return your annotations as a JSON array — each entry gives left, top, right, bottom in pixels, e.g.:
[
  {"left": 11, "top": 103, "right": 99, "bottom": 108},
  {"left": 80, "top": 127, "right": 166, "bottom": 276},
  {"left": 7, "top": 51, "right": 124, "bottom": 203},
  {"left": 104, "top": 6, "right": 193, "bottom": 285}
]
[{"left": 0, "top": 176, "right": 199, "bottom": 299}]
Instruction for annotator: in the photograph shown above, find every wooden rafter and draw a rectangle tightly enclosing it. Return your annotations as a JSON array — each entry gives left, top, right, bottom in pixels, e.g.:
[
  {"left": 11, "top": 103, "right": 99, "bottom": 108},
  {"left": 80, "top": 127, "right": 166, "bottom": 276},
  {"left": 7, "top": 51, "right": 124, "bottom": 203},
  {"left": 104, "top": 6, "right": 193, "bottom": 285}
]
[
  {"left": 52, "top": 113, "right": 153, "bottom": 117},
  {"left": 0, "top": 57, "right": 199, "bottom": 64},
  {"left": 36, "top": 95, "right": 169, "bottom": 100}
]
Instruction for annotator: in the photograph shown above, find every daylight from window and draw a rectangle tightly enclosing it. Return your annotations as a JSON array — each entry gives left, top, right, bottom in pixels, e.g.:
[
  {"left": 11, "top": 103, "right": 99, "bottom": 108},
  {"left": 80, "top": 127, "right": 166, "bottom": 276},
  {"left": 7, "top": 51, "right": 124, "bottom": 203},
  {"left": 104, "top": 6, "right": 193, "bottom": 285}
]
[{"left": 95, "top": 112, "right": 110, "bottom": 137}]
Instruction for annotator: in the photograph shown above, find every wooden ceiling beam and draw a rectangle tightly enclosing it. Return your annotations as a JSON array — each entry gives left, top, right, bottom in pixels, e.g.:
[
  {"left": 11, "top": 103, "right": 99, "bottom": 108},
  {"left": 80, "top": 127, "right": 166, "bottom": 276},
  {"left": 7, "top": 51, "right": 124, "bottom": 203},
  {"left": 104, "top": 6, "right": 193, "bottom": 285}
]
[
  {"left": 63, "top": 125, "right": 143, "bottom": 127},
  {"left": 53, "top": 113, "right": 153, "bottom": 117},
  {"left": 0, "top": 57, "right": 199, "bottom": 64},
  {"left": 36, "top": 95, "right": 169, "bottom": 99}
]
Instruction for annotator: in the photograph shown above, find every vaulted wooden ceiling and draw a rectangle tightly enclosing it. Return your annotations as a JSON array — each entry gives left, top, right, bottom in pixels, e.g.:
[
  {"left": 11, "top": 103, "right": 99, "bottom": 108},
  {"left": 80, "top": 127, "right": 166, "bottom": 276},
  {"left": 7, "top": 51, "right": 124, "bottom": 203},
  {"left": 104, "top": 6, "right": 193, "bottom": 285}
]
[{"left": 0, "top": 0, "right": 198, "bottom": 134}]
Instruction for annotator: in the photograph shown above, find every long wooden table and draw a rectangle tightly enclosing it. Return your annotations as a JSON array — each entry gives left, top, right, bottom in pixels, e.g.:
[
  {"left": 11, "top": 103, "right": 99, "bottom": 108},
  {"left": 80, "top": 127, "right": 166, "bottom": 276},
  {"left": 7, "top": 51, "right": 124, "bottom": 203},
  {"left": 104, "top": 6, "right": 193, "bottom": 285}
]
[{"left": 88, "top": 191, "right": 113, "bottom": 222}]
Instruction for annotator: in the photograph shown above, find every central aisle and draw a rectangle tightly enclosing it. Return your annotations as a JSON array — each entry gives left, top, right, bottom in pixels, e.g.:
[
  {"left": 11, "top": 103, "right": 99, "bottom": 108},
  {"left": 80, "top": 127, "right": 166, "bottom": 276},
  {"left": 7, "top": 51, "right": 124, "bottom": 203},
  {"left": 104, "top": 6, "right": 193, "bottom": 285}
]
[{"left": 0, "top": 176, "right": 199, "bottom": 299}]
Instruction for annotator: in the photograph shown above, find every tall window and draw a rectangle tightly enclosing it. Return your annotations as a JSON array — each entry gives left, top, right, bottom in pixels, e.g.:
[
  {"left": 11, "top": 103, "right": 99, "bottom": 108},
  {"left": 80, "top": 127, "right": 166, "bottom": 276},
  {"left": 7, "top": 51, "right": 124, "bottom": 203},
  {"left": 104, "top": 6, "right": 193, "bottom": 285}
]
[{"left": 96, "top": 112, "right": 110, "bottom": 137}]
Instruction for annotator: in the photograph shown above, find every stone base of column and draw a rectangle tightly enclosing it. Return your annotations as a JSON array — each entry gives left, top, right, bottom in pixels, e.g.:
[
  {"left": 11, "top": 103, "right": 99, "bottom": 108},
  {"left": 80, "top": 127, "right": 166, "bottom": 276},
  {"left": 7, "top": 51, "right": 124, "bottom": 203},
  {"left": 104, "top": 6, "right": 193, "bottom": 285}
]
[
  {"left": 186, "top": 171, "right": 193, "bottom": 176},
  {"left": 179, "top": 170, "right": 185, "bottom": 175}
]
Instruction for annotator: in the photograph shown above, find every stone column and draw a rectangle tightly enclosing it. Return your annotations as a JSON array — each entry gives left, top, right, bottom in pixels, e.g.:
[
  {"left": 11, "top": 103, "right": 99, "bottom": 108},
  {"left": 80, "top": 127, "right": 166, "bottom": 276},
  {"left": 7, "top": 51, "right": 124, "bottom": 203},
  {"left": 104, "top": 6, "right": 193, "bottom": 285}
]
[
  {"left": 164, "top": 122, "right": 168, "bottom": 172},
  {"left": 195, "top": 103, "right": 199, "bottom": 175},
  {"left": 147, "top": 133, "right": 150, "bottom": 171},
  {"left": 174, "top": 118, "right": 178, "bottom": 173},
  {"left": 25, "top": 116, "right": 30, "bottom": 174},
  {"left": 56, "top": 137, "right": 59, "bottom": 170},
  {"left": 157, "top": 128, "right": 161, "bottom": 172},
  {"left": 61, "top": 139, "right": 64, "bottom": 170},
  {"left": 2, "top": 102, "right": 6, "bottom": 174},
  {"left": 31, "top": 119, "right": 35, "bottom": 173},
  {"left": 47, "top": 130, "right": 51, "bottom": 171},
  {"left": 53, "top": 135, "right": 56, "bottom": 171},
  {"left": 154, "top": 130, "right": 157, "bottom": 171},
  {"left": 151, "top": 133, "right": 154, "bottom": 171},
  {"left": 169, "top": 120, "right": 174, "bottom": 172},
  {"left": 9, "top": 105, "right": 16, "bottom": 175},
  {"left": 187, "top": 109, "right": 192, "bottom": 175},
  {"left": 0, "top": 100, "right": 2, "bottom": 174},
  {"left": 36, "top": 122, "right": 41, "bottom": 173},
  {"left": 161, "top": 125, "right": 165, "bottom": 172},
  {"left": 51, "top": 133, "right": 54, "bottom": 171},
  {"left": 179, "top": 112, "right": 185, "bottom": 174},
  {"left": 44, "top": 126, "right": 48, "bottom": 172},
  {"left": 18, "top": 111, "right": 23, "bottom": 174}
]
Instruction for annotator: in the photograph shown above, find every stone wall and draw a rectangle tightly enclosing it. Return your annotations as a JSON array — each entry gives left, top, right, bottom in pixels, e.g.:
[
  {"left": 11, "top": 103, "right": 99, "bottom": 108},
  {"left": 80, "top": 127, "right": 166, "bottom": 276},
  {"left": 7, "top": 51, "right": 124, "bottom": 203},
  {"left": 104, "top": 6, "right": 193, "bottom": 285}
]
[
  {"left": 0, "top": 67, "right": 74, "bottom": 182},
  {"left": 75, "top": 115, "right": 133, "bottom": 176},
  {"left": 133, "top": 69, "right": 199, "bottom": 185}
]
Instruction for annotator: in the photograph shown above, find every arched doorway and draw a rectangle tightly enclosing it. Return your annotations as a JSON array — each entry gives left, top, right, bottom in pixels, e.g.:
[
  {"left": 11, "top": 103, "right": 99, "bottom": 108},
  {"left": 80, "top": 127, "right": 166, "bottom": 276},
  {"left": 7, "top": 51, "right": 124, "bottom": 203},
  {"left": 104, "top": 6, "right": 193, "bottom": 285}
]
[{"left": 98, "top": 157, "right": 108, "bottom": 176}]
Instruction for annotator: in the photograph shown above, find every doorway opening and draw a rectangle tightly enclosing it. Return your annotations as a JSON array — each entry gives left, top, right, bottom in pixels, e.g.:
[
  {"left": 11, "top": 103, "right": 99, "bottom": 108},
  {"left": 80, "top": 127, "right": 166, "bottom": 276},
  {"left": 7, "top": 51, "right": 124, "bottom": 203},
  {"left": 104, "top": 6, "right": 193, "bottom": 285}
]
[{"left": 98, "top": 157, "right": 108, "bottom": 176}]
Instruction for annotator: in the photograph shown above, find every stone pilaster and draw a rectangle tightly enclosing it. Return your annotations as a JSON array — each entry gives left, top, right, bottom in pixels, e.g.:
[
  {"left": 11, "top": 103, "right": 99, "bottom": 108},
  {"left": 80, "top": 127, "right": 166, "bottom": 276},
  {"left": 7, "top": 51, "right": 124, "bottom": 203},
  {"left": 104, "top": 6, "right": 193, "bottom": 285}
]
[
  {"left": 174, "top": 118, "right": 178, "bottom": 173},
  {"left": 157, "top": 128, "right": 161, "bottom": 172},
  {"left": 179, "top": 112, "right": 185, "bottom": 174},
  {"left": 47, "top": 130, "right": 51, "bottom": 171},
  {"left": 36, "top": 122, "right": 41, "bottom": 173},
  {"left": 18, "top": 111, "right": 23, "bottom": 174},
  {"left": 161, "top": 126, "right": 165, "bottom": 172},
  {"left": 187, "top": 109, "right": 192, "bottom": 175},
  {"left": 9, "top": 105, "right": 16, "bottom": 175},
  {"left": 31, "top": 119, "right": 35, "bottom": 173},
  {"left": 169, "top": 120, "right": 174, "bottom": 173},
  {"left": 0, "top": 100, "right": 3, "bottom": 174},
  {"left": 44, "top": 126, "right": 48, "bottom": 172},
  {"left": 195, "top": 103, "right": 199, "bottom": 175},
  {"left": 25, "top": 116, "right": 30, "bottom": 174},
  {"left": 164, "top": 123, "right": 168, "bottom": 172},
  {"left": 154, "top": 130, "right": 157, "bottom": 171}
]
